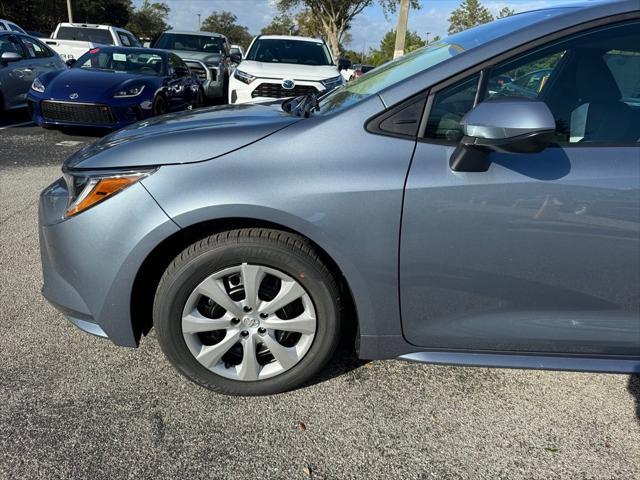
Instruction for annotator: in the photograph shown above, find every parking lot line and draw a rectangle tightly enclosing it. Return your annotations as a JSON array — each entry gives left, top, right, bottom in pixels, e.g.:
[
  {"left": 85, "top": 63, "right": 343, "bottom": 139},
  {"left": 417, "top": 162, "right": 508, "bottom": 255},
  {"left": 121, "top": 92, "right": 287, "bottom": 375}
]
[{"left": 0, "top": 121, "right": 35, "bottom": 130}]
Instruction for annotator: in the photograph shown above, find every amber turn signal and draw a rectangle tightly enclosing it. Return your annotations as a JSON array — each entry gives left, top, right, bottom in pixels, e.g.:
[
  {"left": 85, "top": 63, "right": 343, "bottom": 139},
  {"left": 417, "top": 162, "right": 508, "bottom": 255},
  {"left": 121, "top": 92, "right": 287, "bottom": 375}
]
[{"left": 65, "top": 174, "right": 147, "bottom": 217}]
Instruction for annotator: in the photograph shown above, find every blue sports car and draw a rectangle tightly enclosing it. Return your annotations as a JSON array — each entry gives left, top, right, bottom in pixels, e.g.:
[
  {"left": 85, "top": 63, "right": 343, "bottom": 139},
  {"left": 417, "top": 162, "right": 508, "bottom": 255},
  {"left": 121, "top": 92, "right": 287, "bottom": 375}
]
[{"left": 27, "top": 46, "right": 204, "bottom": 129}]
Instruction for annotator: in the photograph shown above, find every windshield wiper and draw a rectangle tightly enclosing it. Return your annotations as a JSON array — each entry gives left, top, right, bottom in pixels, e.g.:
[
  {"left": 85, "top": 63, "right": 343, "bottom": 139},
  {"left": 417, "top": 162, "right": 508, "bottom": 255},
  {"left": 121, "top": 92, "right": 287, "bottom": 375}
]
[{"left": 282, "top": 93, "right": 319, "bottom": 118}]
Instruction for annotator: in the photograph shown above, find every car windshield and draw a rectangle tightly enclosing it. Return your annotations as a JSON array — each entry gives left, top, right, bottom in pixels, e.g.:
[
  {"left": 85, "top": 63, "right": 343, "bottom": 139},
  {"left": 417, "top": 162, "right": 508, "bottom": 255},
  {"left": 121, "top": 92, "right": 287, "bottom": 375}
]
[
  {"left": 319, "top": 7, "right": 575, "bottom": 114},
  {"left": 247, "top": 39, "right": 333, "bottom": 66},
  {"left": 75, "top": 49, "right": 165, "bottom": 76},
  {"left": 155, "top": 33, "right": 222, "bottom": 53}
]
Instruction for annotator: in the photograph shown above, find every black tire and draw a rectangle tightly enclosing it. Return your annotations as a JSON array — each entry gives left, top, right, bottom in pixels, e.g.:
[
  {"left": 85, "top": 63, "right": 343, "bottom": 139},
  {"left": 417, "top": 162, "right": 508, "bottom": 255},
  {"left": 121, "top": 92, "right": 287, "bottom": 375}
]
[
  {"left": 194, "top": 88, "right": 205, "bottom": 108},
  {"left": 153, "top": 228, "right": 342, "bottom": 395},
  {"left": 152, "top": 94, "right": 168, "bottom": 115}
]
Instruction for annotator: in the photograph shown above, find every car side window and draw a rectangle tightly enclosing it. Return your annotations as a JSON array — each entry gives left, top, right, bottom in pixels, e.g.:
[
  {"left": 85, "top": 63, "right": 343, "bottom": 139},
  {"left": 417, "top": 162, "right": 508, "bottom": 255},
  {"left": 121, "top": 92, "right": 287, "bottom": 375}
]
[
  {"left": 485, "top": 21, "right": 640, "bottom": 144},
  {"left": 0, "top": 35, "right": 26, "bottom": 58},
  {"left": 20, "top": 37, "right": 53, "bottom": 58},
  {"left": 168, "top": 54, "right": 187, "bottom": 74},
  {"left": 0, "top": 24, "right": 6, "bottom": 31},
  {"left": 8, "top": 23, "right": 22, "bottom": 33},
  {"left": 118, "top": 32, "right": 131, "bottom": 46},
  {"left": 423, "top": 74, "right": 480, "bottom": 142},
  {"left": 423, "top": 21, "right": 640, "bottom": 145}
]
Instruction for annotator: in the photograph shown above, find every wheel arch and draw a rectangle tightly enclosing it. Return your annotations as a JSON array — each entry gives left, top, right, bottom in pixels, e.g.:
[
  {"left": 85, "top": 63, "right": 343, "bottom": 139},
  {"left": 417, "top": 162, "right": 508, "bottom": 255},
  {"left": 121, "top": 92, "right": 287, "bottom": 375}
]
[{"left": 130, "top": 217, "right": 359, "bottom": 344}]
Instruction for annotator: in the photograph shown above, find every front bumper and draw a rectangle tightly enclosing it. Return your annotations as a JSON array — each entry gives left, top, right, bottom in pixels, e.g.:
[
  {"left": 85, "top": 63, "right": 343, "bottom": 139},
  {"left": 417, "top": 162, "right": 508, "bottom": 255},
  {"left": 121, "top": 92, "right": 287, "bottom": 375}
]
[
  {"left": 229, "top": 77, "right": 329, "bottom": 104},
  {"left": 27, "top": 94, "right": 155, "bottom": 129},
  {"left": 39, "top": 176, "right": 179, "bottom": 346}
]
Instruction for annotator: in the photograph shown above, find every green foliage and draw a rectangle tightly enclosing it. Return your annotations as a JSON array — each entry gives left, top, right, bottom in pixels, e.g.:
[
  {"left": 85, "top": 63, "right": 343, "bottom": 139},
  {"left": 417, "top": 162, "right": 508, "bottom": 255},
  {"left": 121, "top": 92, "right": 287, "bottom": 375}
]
[
  {"left": 498, "top": 6, "right": 516, "bottom": 18},
  {"left": 0, "top": 0, "right": 132, "bottom": 34},
  {"left": 201, "top": 11, "right": 252, "bottom": 48},
  {"left": 274, "top": 0, "right": 421, "bottom": 59},
  {"left": 126, "top": 0, "right": 170, "bottom": 40},
  {"left": 447, "top": 0, "right": 494, "bottom": 35},
  {"left": 261, "top": 14, "right": 296, "bottom": 35},
  {"left": 370, "top": 29, "right": 425, "bottom": 66}
]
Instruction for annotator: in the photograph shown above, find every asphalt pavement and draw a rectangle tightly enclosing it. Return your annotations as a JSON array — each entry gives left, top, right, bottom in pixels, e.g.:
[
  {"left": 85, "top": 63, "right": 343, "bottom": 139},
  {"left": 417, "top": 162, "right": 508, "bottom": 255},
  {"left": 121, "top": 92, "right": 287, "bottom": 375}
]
[{"left": 0, "top": 109, "right": 639, "bottom": 479}]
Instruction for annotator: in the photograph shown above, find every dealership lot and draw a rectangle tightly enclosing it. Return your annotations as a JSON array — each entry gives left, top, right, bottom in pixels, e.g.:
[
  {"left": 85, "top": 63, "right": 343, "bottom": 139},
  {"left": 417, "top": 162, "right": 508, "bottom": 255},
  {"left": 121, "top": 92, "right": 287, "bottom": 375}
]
[{"left": 0, "top": 118, "right": 638, "bottom": 479}]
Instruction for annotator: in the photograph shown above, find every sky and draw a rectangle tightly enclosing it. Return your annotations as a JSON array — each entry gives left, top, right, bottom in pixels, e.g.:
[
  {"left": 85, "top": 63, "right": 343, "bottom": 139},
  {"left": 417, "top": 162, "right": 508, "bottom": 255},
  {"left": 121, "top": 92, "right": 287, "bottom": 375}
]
[{"left": 132, "top": 0, "right": 593, "bottom": 51}]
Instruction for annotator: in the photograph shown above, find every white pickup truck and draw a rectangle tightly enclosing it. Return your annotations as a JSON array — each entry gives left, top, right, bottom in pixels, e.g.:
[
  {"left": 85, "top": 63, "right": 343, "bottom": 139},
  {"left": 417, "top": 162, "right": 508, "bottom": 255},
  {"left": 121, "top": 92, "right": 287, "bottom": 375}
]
[{"left": 40, "top": 23, "right": 142, "bottom": 61}]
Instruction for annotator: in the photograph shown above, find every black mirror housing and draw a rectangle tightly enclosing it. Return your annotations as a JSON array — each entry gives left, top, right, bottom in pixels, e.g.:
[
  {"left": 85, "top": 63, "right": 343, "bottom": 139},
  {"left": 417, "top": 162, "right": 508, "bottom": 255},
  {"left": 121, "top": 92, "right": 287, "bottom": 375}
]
[
  {"left": 229, "top": 53, "right": 242, "bottom": 64},
  {"left": 65, "top": 58, "right": 76, "bottom": 67}
]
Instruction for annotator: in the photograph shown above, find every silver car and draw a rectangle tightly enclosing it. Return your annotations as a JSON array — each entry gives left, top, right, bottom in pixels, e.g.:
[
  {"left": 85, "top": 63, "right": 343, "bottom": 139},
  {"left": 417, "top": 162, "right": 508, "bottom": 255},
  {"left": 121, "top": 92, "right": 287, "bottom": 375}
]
[
  {"left": 0, "top": 32, "right": 65, "bottom": 112},
  {"left": 152, "top": 30, "right": 231, "bottom": 103},
  {"left": 39, "top": 0, "right": 640, "bottom": 395}
]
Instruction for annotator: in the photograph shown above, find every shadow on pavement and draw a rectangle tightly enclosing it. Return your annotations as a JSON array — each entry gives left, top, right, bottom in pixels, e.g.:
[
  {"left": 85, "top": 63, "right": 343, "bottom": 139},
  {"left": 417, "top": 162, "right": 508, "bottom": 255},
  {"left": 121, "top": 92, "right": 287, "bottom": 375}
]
[{"left": 628, "top": 375, "right": 640, "bottom": 424}]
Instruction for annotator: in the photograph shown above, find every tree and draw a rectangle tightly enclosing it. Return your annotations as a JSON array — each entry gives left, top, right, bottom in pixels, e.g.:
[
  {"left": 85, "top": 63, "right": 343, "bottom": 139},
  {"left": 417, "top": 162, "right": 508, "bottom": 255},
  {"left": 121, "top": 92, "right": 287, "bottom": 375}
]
[
  {"left": 0, "top": 0, "right": 132, "bottom": 34},
  {"left": 370, "top": 28, "right": 425, "bottom": 66},
  {"left": 201, "top": 11, "right": 253, "bottom": 48},
  {"left": 126, "top": 0, "right": 170, "bottom": 40},
  {"left": 261, "top": 14, "right": 296, "bottom": 35},
  {"left": 498, "top": 6, "right": 516, "bottom": 18},
  {"left": 448, "top": 0, "right": 493, "bottom": 35},
  {"left": 275, "top": 0, "right": 419, "bottom": 62},
  {"left": 296, "top": 9, "right": 325, "bottom": 38}
]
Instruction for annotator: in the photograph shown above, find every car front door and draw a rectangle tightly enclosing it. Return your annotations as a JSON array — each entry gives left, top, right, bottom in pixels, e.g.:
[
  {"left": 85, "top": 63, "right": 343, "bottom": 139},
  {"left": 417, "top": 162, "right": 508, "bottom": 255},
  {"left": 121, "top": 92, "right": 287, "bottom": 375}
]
[
  {"left": 0, "top": 34, "right": 31, "bottom": 109},
  {"left": 18, "top": 35, "right": 62, "bottom": 80},
  {"left": 400, "top": 20, "right": 640, "bottom": 356}
]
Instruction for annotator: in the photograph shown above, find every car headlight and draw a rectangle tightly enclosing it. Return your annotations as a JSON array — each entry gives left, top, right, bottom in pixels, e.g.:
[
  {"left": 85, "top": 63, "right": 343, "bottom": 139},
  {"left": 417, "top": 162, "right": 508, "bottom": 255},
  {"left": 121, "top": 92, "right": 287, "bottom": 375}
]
[
  {"left": 320, "top": 75, "right": 344, "bottom": 89},
  {"left": 205, "top": 61, "right": 219, "bottom": 69},
  {"left": 31, "top": 77, "right": 45, "bottom": 93},
  {"left": 113, "top": 85, "right": 145, "bottom": 98},
  {"left": 234, "top": 69, "right": 255, "bottom": 85},
  {"left": 63, "top": 169, "right": 155, "bottom": 217}
]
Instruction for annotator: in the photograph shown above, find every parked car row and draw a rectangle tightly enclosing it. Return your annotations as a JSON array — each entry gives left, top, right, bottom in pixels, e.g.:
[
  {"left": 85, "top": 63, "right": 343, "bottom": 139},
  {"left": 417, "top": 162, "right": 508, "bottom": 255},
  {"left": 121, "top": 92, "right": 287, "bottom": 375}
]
[{"left": 1, "top": 19, "right": 354, "bottom": 130}]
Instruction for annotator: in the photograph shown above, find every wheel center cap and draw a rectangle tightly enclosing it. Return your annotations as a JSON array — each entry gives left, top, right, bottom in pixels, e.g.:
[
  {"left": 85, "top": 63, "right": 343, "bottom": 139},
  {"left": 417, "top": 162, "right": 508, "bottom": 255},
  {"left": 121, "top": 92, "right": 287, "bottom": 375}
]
[{"left": 242, "top": 316, "right": 259, "bottom": 328}]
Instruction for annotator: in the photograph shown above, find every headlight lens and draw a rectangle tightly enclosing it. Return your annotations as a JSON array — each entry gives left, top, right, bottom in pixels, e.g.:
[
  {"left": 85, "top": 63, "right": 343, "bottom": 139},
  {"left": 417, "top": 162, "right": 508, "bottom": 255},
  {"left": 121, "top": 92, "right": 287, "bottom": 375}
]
[
  {"left": 320, "top": 75, "right": 344, "bottom": 89},
  {"left": 205, "top": 61, "right": 219, "bottom": 68},
  {"left": 113, "top": 85, "right": 145, "bottom": 98},
  {"left": 234, "top": 69, "right": 255, "bottom": 84},
  {"left": 31, "top": 77, "right": 45, "bottom": 93},
  {"left": 63, "top": 169, "right": 154, "bottom": 217}
]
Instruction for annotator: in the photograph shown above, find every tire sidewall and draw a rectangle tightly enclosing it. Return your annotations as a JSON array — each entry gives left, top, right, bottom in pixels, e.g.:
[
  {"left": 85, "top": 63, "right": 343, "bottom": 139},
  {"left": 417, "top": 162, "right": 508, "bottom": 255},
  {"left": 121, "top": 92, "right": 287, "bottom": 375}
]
[
  {"left": 153, "top": 94, "right": 167, "bottom": 115},
  {"left": 154, "top": 237, "right": 340, "bottom": 395}
]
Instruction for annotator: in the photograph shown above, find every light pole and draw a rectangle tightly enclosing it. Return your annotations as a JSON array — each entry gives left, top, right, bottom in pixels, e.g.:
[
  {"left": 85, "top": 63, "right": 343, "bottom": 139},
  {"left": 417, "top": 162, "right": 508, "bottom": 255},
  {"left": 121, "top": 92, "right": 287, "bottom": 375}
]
[
  {"left": 425, "top": 31, "right": 431, "bottom": 44},
  {"left": 66, "top": 0, "right": 74, "bottom": 23},
  {"left": 393, "top": 0, "right": 410, "bottom": 59},
  {"left": 197, "top": 14, "right": 201, "bottom": 30}
]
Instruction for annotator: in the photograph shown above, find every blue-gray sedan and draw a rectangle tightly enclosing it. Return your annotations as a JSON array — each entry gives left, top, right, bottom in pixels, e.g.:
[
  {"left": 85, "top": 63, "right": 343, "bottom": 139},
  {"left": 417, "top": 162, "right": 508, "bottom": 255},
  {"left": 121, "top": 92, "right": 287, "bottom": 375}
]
[{"left": 39, "top": 0, "right": 640, "bottom": 395}]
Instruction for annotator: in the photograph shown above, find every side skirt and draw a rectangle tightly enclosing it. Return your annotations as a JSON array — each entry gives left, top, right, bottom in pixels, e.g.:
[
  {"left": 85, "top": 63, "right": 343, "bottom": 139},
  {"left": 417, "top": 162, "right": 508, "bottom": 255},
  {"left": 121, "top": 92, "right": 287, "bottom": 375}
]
[{"left": 399, "top": 351, "right": 640, "bottom": 374}]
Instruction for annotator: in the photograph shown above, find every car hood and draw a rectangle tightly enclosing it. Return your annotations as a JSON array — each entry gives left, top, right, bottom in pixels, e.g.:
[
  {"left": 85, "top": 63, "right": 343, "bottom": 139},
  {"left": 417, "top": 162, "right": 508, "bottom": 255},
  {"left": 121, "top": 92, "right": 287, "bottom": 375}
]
[
  {"left": 238, "top": 61, "right": 340, "bottom": 81},
  {"left": 44, "top": 68, "right": 157, "bottom": 99},
  {"left": 65, "top": 102, "right": 302, "bottom": 169},
  {"left": 171, "top": 50, "right": 222, "bottom": 65}
]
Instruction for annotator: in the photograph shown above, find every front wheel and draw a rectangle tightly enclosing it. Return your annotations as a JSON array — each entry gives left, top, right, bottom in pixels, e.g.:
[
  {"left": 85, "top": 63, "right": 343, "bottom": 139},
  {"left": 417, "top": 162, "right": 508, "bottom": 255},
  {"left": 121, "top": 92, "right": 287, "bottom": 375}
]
[
  {"left": 152, "top": 94, "right": 168, "bottom": 116},
  {"left": 153, "top": 228, "right": 342, "bottom": 395}
]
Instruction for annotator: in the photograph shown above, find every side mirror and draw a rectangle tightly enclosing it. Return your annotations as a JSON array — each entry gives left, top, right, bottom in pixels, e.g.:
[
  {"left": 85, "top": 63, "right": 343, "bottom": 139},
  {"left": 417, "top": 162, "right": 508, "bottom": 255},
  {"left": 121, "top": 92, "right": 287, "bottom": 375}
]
[
  {"left": 174, "top": 65, "right": 189, "bottom": 77},
  {"left": 65, "top": 58, "right": 76, "bottom": 67},
  {"left": 1, "top": 51, "right": 22, "bottom": 64},
  {"left": 229, "top": 52, "right": 242, "bottom": 64},
  {"left": 338, "top": 58, "right": 351, "bottom": 71},
  {"left": 449, "top": 99, "right": 556, "bottom": 172}
]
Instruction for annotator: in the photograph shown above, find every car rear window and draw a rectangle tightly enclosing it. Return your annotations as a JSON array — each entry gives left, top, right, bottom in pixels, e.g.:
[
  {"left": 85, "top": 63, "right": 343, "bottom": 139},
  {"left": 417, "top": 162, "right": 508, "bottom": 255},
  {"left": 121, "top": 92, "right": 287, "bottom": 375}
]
[{"left": 57, "top": 27, "right": 114, "bottom": 45}]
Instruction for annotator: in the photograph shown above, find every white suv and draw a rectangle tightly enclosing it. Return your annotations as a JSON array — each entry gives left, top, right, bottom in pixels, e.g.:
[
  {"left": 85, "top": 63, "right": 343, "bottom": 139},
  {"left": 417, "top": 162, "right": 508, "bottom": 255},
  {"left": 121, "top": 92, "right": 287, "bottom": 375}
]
[{"left": 228, "top": 35, "right": 343, "bottom": 104}]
